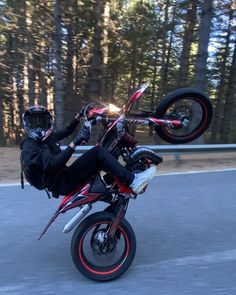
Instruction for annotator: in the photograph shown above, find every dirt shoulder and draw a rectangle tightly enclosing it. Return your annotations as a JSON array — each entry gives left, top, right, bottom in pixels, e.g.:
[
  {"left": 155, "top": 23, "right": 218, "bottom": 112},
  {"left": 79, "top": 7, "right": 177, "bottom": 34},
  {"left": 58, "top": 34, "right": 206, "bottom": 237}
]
[{"left": 0, "top": 147, "right": 236, "bottom": 184}]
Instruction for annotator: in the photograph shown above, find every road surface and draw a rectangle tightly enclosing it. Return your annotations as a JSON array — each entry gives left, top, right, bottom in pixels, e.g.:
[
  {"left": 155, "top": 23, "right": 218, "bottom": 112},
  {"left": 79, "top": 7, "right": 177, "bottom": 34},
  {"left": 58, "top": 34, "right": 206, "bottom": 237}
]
[{"left": 0, "top": 170, "right": 236, "bottom": 295}]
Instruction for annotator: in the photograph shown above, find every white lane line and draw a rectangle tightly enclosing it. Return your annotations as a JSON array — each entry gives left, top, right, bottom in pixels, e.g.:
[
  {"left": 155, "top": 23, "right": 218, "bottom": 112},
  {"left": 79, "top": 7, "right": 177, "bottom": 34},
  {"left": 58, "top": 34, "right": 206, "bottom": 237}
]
[
  {"left": 0, "top": 168, "right": 236, "bottom": 187},
  {"left": 157, "top": 167, "right": 236, "bottom": 176},
  {"left": 0, "top": 183, "right": 29, "bottom": 187}
]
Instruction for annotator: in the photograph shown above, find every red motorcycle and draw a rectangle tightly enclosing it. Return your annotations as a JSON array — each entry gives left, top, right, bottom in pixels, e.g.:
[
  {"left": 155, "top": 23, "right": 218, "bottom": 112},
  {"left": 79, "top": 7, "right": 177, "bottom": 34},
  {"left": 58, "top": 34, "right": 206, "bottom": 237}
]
[{"left": 39, "top": 83, "right": 213, "bottom": 281}]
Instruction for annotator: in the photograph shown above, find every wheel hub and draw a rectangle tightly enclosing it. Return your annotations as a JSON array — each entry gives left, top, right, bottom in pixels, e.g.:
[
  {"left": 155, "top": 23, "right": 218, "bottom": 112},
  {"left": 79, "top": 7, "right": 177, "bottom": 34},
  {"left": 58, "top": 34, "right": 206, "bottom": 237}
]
[
  {"left": 181, "top": 116, "right": 190, "bottom": 127},
  {"left": 91, "top": 230, "right": 117, "bottom": 255}
]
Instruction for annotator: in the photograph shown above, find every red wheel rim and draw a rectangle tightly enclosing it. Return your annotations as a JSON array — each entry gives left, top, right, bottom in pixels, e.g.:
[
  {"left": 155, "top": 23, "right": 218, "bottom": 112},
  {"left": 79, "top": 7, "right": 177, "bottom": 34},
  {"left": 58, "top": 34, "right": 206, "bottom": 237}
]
[{"left": 78, "top": 221, "right": 130, "bottom": 276}]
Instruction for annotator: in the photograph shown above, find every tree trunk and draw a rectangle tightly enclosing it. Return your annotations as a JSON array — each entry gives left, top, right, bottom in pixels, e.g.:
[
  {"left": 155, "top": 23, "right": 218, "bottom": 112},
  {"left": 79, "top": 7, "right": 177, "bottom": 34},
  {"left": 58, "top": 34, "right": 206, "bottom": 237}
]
[
  {"left": 0, "top": 72, "right": 6, "bottom": 145},
  {"left": 211, "top": 6, "right": 233, "bottom": 143},
  {"left": 194, "top": 0, "right": 213, "bottom": 90},
  {"left": 24, "top": 0, "right": 35, "bottom": 106},
  {"left": 54, "top": 0, "right": 64, "bottom": 128},
  {"left": 178, "top": 0, "right": 197, "bottom": 87},
  {"left": 151, "top": 49, "right": 158, "bottom": 112},
  {"left": 219, "top": 38, "right": 236, "bottom": 143},
  {"left": 159, "top": 0, "right": 177, "bottom": 98},
  {"left": 100, "top": 0, "right": 110, "bottom": 100},
  {"left": 38, "top": 39, "right": 47, "bottom": 107},
  {"left": 129, "top": 43, "right": 138, "bottom": 91},
  {"left": 64, "top": 23, "right": 76, "bottom": 122},
  {"left": 158, "top": 0, "right": 169, "bottom": 99},
  {"left": 149, "top": 49, "right": 158, "bottom": 137},
  {"left": 85, "top": 0, "right": 104, "bottom": 100},
  {"left": 192, "top": 0, "right": 213, "bottom": 144}
]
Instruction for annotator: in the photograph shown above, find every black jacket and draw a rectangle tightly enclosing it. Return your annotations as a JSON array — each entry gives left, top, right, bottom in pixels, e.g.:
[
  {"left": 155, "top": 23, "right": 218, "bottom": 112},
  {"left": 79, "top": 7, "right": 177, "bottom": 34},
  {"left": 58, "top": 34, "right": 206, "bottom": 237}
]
[{"left": 20, "top": 118, "right": 79, "bottom": 191}]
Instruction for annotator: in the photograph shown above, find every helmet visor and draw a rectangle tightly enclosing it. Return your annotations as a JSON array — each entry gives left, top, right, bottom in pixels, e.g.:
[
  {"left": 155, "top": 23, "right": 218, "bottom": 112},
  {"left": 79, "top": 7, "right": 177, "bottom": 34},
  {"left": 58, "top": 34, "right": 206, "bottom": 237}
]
[{"left": 26, "top": 113, "right": 51, "bottom": 130}]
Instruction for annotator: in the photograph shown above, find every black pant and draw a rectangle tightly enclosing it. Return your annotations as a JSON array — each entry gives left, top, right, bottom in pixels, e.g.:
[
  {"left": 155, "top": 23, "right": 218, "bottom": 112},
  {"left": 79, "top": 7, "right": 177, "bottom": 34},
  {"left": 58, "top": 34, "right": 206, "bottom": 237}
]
[{"left": 53, "top": 146, "right": 134, "bottom": 195}]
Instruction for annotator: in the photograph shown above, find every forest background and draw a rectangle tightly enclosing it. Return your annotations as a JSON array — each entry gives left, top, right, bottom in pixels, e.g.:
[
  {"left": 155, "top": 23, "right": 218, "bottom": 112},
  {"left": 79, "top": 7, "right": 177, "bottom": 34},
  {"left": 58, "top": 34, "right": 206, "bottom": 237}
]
[{"left": 0, "top": 0, "right": 235, "bottom": 146}]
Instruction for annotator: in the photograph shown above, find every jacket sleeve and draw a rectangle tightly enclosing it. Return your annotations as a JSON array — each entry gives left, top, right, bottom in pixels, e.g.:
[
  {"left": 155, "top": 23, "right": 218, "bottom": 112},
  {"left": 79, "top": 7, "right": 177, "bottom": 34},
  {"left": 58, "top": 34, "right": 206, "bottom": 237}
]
[
  {"left": 53, "top": 118, "right": 79, "bottom": 141},
  {"left": 41, "top": 146, "right": 74, "bottom": 171}
]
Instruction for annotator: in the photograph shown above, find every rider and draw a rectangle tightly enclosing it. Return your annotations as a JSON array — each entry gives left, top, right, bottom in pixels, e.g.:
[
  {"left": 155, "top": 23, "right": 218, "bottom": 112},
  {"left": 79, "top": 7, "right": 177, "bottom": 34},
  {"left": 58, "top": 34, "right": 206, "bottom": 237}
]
[{"left": 20, "top": 105, "right": 156, "bottom": 197}]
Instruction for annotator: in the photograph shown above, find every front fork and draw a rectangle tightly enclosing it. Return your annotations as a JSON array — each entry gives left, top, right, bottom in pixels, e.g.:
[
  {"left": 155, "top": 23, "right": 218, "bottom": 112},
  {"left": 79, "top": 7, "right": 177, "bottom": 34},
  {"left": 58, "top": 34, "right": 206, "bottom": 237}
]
[{"left": 106, "top": 195, "right": 129, "bottom": 239}]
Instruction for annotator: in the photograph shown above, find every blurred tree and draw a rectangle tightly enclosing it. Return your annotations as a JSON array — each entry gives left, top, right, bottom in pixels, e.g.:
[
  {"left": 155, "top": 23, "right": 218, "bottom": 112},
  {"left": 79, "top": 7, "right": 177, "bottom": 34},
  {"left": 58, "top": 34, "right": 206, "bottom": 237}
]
[{"left": 0, "top": 0, "right": 235, "bottom": 145}]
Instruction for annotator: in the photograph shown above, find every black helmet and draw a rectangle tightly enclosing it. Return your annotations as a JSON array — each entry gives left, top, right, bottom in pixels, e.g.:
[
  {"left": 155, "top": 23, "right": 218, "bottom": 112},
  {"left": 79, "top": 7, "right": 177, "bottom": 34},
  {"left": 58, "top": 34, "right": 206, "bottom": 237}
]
[{"left": 22, "top": 105, "right": 54, "bottom": 141}]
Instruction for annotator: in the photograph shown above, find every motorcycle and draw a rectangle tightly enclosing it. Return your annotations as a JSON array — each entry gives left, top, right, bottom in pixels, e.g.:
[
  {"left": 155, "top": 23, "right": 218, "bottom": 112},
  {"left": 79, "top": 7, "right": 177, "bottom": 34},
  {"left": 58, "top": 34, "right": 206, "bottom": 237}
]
[{"left": 39, "top": 82, "right": 213, "bottom": 281}]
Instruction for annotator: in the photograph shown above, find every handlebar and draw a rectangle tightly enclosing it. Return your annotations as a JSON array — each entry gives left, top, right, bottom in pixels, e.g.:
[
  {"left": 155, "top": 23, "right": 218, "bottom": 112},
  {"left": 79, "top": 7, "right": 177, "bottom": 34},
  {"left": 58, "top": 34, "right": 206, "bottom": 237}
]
[
  {"left": 90, "top": 114, "right": 183, "bottom": 129},
  {"left": 81, "top": 103, "right": 182, "bottom": 129}
]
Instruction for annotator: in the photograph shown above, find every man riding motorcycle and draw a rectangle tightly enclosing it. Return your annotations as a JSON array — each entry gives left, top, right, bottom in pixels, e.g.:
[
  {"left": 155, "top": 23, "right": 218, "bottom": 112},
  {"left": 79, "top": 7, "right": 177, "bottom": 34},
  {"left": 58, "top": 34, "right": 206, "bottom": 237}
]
[{"left": 20, "top": 105, "right": 156, "bottom": 198}]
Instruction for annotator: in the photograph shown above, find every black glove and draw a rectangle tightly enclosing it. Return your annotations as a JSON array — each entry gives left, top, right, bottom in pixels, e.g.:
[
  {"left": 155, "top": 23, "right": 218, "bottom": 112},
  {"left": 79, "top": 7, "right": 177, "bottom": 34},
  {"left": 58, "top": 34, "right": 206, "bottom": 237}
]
[
  {"left": 73, "top": 124, "right": 91, "bottom": 146},
  {"left": 74, "top": 107, "right": 87, "bottom": 121},
  {"left": 79, "top": 107, "right": 86, "bottom": 117}
]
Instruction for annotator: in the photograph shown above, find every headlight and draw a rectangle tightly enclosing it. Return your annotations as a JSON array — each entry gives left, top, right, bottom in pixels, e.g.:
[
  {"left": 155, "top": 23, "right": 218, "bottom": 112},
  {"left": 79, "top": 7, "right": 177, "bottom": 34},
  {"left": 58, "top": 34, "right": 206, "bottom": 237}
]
[{"left": 108, "top": 103, "right": 121, "bottom": 113}]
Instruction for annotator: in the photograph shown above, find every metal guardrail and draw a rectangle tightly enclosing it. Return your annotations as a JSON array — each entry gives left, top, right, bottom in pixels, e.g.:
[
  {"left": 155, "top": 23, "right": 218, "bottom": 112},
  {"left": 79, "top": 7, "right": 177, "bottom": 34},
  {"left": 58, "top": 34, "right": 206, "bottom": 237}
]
[
  {"left": 143, "top": 144, "right": 236, "bottom": 153},
  {"left": 61, "top": 144, "right": 236, "bottom": 156}
]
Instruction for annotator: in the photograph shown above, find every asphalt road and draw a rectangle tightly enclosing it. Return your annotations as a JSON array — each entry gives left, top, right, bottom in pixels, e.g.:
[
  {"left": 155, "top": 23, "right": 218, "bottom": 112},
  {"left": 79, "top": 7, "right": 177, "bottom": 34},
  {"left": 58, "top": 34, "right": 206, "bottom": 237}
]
[{"left": 0, "top": 170, "right": 236, "bottom": 295}]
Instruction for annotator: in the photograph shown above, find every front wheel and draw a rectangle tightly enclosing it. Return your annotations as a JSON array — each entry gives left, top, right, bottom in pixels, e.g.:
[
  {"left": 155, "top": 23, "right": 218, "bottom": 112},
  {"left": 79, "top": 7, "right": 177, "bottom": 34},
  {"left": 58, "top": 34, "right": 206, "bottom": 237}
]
[
  {"left": 71, "top": 211, "right": 136, "bottom": 281},
  {"left": 154, "top": 88, "right": 213, "bottom": 144}
]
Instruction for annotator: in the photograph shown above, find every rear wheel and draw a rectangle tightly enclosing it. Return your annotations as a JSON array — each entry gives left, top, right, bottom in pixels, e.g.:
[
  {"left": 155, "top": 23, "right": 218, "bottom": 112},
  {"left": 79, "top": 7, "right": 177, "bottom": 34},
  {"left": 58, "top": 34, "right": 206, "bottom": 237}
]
[
  {"left": 154, "top": 88, "right": 213, "bottom": 144},
  {"left": 71, "top": 211, "right": 136, "bottom": 281}
]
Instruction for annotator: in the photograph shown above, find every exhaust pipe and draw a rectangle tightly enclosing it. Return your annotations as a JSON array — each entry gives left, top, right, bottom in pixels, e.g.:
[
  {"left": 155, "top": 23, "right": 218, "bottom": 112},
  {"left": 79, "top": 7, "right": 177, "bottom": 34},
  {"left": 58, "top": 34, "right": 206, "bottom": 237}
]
[{"left": 63, "top": 204, "right": 92, "bottom": 233}]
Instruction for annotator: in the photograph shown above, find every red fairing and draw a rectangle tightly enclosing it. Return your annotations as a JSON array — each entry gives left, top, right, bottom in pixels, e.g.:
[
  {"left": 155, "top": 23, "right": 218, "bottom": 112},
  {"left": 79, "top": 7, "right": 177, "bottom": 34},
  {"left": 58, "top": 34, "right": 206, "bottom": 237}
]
[
  {"left": 127, "top": 90, "right": 142, "bottom": 110},
  {"left": 114, "top": 177, "right": 134, "bottom": 194},
  {"left": 129, "top": 90, "right": 142, "bottom": 103},
  {"left": 59, "top": 183, "right": 90, "bottom": 208},
  {"left": 80, "top": 183, "right": 91, "bottom": 195}
]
